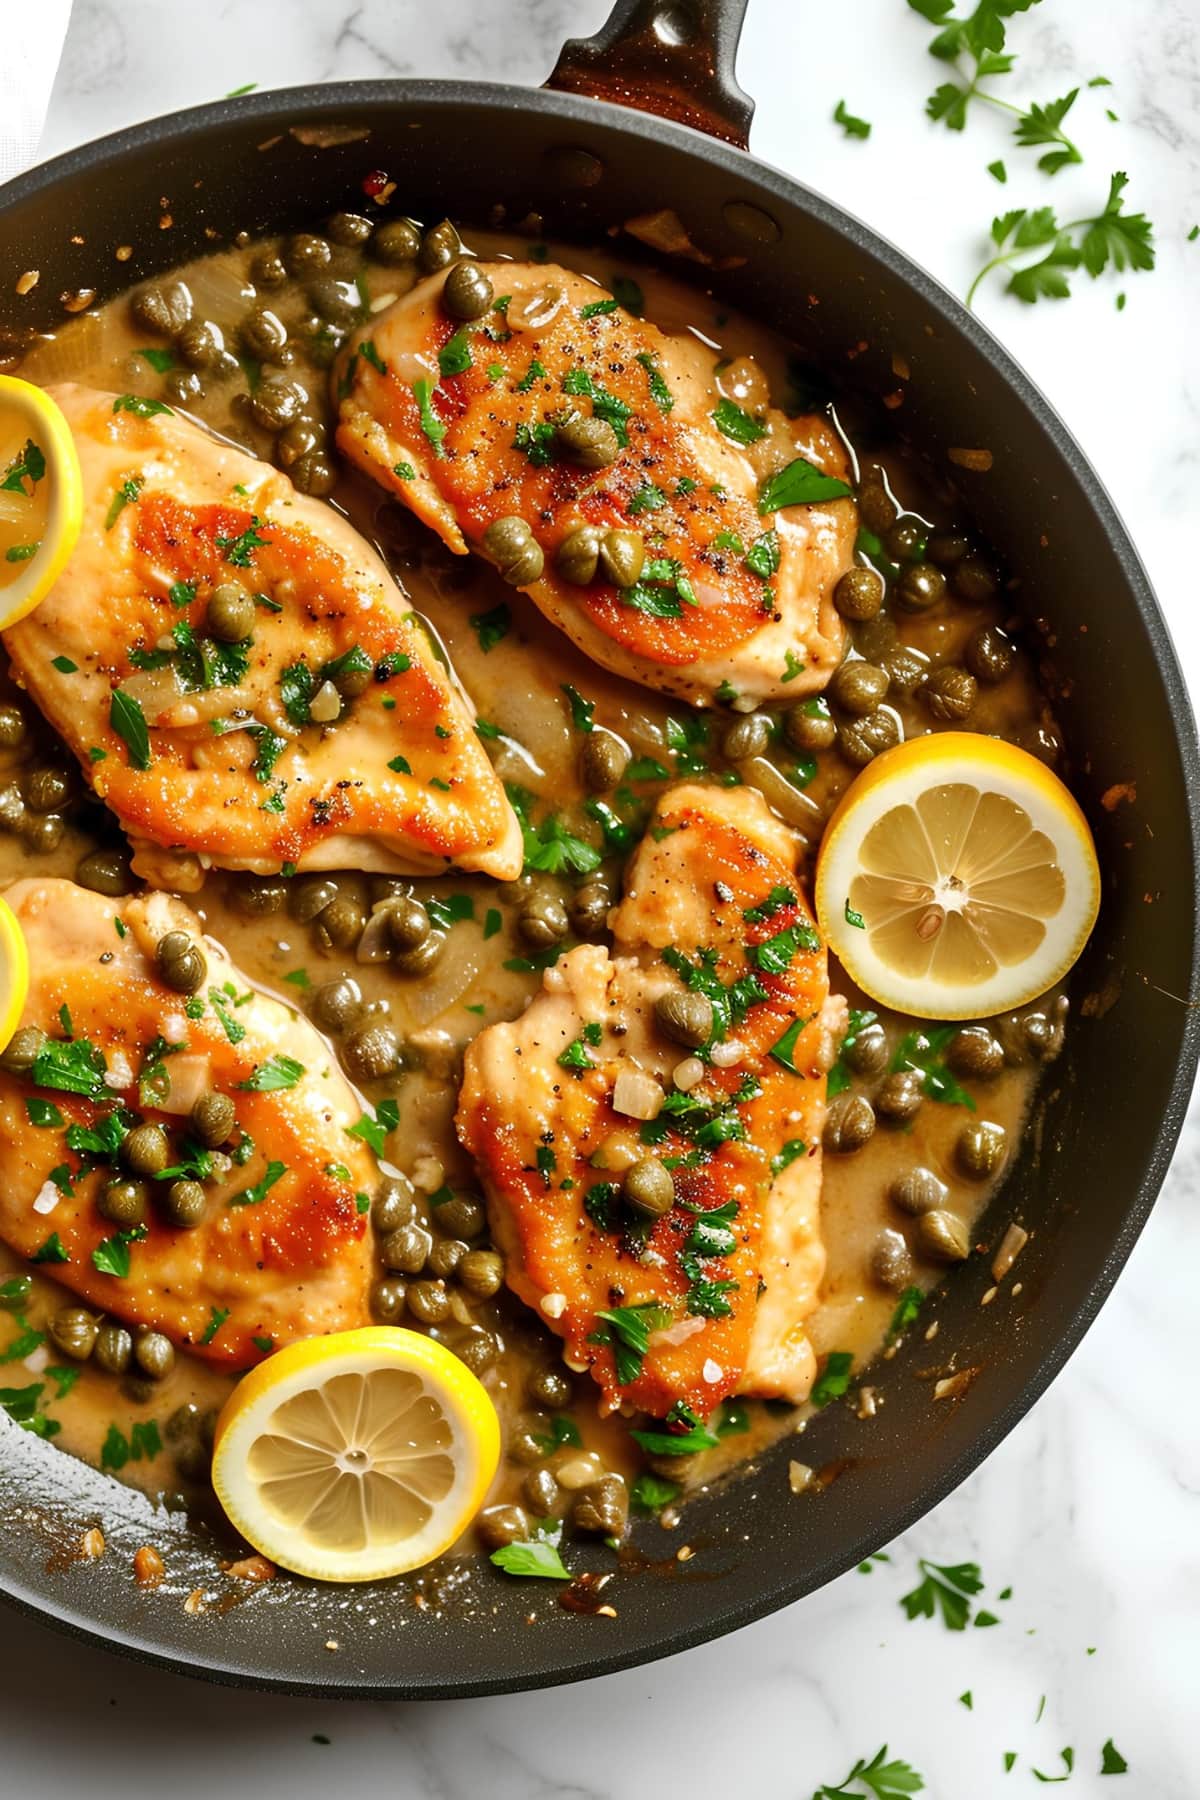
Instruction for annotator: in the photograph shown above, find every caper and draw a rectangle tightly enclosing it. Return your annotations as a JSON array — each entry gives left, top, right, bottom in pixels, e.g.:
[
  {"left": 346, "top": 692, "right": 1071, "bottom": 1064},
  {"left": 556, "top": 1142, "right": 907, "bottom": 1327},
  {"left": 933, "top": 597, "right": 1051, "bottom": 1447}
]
[
  {"left": 722, "top": 713, "right": 772, "bottom": 760},
  {"left": 599, "top": 528, "right": 646, "bottom": 589},
  {"left": 22, "top": 813, "right": 64, "bottom": 854},
  {"left": 570, "top": 879, "right": 610, "bottom": 938},
  {"left": 435, "top": 1193, "right": 486, "bottom": 1240},
  {"left": 519, "top": 892, "right": 569, "bottom": 948},
  {"left": 623, "top": 1156, "right": 675, "bottom": 1219},
  {"left": 845, "top": 1021, "right": 888, "bottom": 1076},
  {"left": 0, "top": 783, "right": 25, "bottom": 832},
  {"left": 427, "top": 1236, "right": 467, "bottom": 1280},
  {"left": 476, "top": 1503, "right": 531, "bottom": 1549},
  {"left": 915, "top": 1209, "right": 971, "bottom": 1263},
  {"left": 406, "top": 1279, "right": 451, "bottom": 1325},
  {"left": 372, "top": 1176, "right": 416, "bottom": 1235},
  {"left": 284, "top": 232, "right": 332, "bottom": 276},
  {"left": 233, "top": 876, "right": 286, "bottom": 918},
  {"left": 573, "top": 1474, "right": 628, "bottom": 1537},
  {"left": 896, "top": 562, "right": 946, "bottom": 613},
  {"left": 382, "top": 1223, "right": 433, "bottom": 1275},
  {"left": 0, "top": 1025, "right": 45, "bottom": 1075},
  {"left": 50, "top": 1307, "right": 98, "bottom": 1361},
  {"left": 454, "top": 1326, "right": 499, "bottom": 1374},
  {"left": 580, "top": 732, "right": 630, "bottom": 793},
  {"left": 369, "top": 1278, "right": 407, "bottom": 1324},
  {"left": 857, "top": 466, "right": 897, "bottom": 533},
  {"left": 418, "top": 220, "right": 464, "bottom": 273},
  {"left": 25, "top": 766, "right": 72, "bottom": 812},
  {"left": 838, "top": 709, "right": 901, "bottom": 768},
  {"left": 957, "top": 1119, "right": 1007, "bottom": 1179},
  {"left": 251, "top": 249, "right": 287, "bottom": 289},
  {"left": 291, "top": 450, "right": 337, "bottom": 497},
  {"left": 134, "top": 1330, "right": 175, "bottom": 1380},
  {"left": 785, "top": 698, "right": 836, "bottom": 753},
  {"left": 323, "top": 211, "right": 371, "bottom": 248},
  {"left": 75, "top": 847, "right": 134, "bottom": 896},
  {"left": 884, "top": 517, "right": 927, "bottom": 562},
  {"left": 206, "top": 583, "right": 256, "bottom": 643},
  {"left": 122, "top": 1122, "right": 169, "bottom": 1178},
  {"left": 165, "top": 1402, "right": 202, "bottom": 1443},
  {"left": 556, "top": 524, "right": 602, "bottom": 586},
  {"left": 189, "top": 1090, "right": 236, "bottom": 1149},
  {"left": 528, "top": 1365, "right": 572, "bottom": 1409},
  {"left": 276, "top": 417, "right": 323, "bottom": 468},
  {"left": 0, "top": 1274, "right": 31, "bottom": 1311},
  {"left": 524, "top": 1466, "right": 561, "bottom": 1515},
  {"left": 0, "top": 703, "right": 27, "bottom": 749},
  {"left": 869, "top": 1229, "right": 915, "bottom": 1291},
  {"left": 458, "top": 1248, "right": 504, "bottom": 1299},
  {"left": 156, "top": 930, "right": 206, "bottom": 995},
  {"left": 341, "top": 1021, "right": 401, "bottom": 1083},
  {"left": 393, "top": 931, "right": 445, "bottom": 976},
  {"left": 131, "top": 279, "right": 192, "bottom": 336},
  {"left": 99, "top": 1178, "right": 148, "bottom": 1227},
  {"left": 177, "top": 319, "right": 224, "bottom": 370},
  {"left": 483, "top": 515, "right": 544, "bottom": 587},
  {"left": 876, "top": 1069, "right": 924, "bottom": 1123},
  {"left": 250, "top": 375, "right": 304, "bottom": 432},
  {"left": 94, "top": 1322, "right": 133, "bottom": 1376},
  {"left": 880, "top": 641, "right": 928, "bottom": 698},
  {"left": 240, "top": 308, "right": 288, "bottom": 361},
  {"left": 306, "top": 278, "right": 360, "bottom": 325},
  {"left": 947, "top": 1026, "right": 1003, "bottom": 1080},
  {"left": 926, "top": 530, "right": 971, "bottom": 567},
  {"left": 890, "top": 1166, "right": 948, "bottom": 1216},
  {"left": 372, "top": 219, "right": 422, "bottom": 265},
  {"left": 290, "top": 875, "right": 338, "bottom": 924},
  {"left": 310, "top": 979, "right": 363, "bottom": 1037},
  {"left": 655, "top": 988, "right": 713, "bottom": 1050},
  {"left": 1022, "top": 996, "right": 1068, "bottom": 1061},
  {"left": 442, "top": 260, "right": 494, "bottom": 320},
  {"left": 964, "top": 624, "right": 1014, "bottom": 684},
  {"left": 162, "top": 1179, "right": 206, "bottom": 1228},
  {"left": 315, "top": 893, "right": 366, "bottom": 951},
  {"left": 922, "top": 664, "right": 976, "bottom": 722},
  {"left": 556, "top": 413, "right": 620, "bottom": 469},
  {"left": 952, "top": 554, "right": 999, "bottom": 605},
  {"left": 162, "top": 369, "right": 205, "bottom": 407},
  {"left": 823, "top": 1094, "right": 876, "bottom": 1154},
  {"left": 834, "top": 566, "right": 884, "bottom": 621},
  {"left": 831, "top": 660, "right": 889, "bottom": 717}
]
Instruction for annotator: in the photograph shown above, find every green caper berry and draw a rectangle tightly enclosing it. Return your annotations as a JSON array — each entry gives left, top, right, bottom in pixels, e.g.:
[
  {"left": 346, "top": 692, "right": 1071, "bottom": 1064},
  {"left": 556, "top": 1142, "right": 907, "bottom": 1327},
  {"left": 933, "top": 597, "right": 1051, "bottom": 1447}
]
[
  {"left": 519, "top": 892, "right": 569, "bottom": 948},
  {"left": 834, "top": 566, "right": 884, "bottom": 621},
  {"left": 476, "top": 1503, "right": 530, "bottom": 1549},
  {"left": 381, "top": 1222, "right": 432, "bottom": 1275},
  {"left": 957, "top": 1119, "right": 1007, "bottom": 1179},
  {"left": 884, "top": 517, "right": 927, "bottom": 563},
  {"left": 823, "top": 1094, "right": 876, "bottom": 1153},
  {"left": 654, "top": 988, "right": 713, "bottom": 1049},
  {"left": 393, "top": 931, "right": 445, "bottom": 976},
  {"left": 0, "top": 1025, "right": 45, "bottom": 1075},
  {"left": 306, "top": 278, "right": 360, "bottom": 325},
  {"left": 251, "top": 251, "right": 288, "bottom": 290},
  {"left": 0, "top": 704, "right": 27, "bottom": 749},
  {"left": 235, "top": 876, "right": 288, "bottom": 917},
  {"left": 524, "top": 1466, "right": 560, "bottom": 1515},
  {"left": 341, "top": 1021, "right": 400, "bottom": 1083},
  {"left": 25, "top": 766, "right": 72, "bottom": 812},
  {"left": 442, "top": 261, "right": 494, "bottom": 320},
  {"left": 580, "top": 732, "right": 630, "bottom": 793},
  {"left": 952, "top": 554, "right": 999, "bottom": 605},
  {"left": 845, "top": 1020, "right": 888, "bottom": 1075},
  {"left": 327, "top": 211, "right": 374, "bottom": 247},
  {"left": 134, "top": 1330, "right": 175, "bottom": 1379},
  {"left": 454, "top": 1327, "right": 500, "bottom": 1374},
  {"left": 407, "top": 1280, "right": 452, "bottom": 1325},
  {"left": 623, "top": 1157, "right": 675, "bottom": 1219},
  {"left": 722, "top": 713, "right": 772, "bottom": 761},
  {"left": 250, "top": 376, "right": 304, "bottom": 433},
  {"left": 206, "top": 583, "right": 256, "bottom": 643},
  {"left": 162, "top": 369, "right": 205, "bottom": 407},
  {"left": 896, "top": 562, "right": 947, "bottom": 613},
  {"left": 156, "top": 930, "right": 206, "bottom": 995},
  {"left": 177, "top": 320, "right": 224, "bottom": 370},
  {"left": 131, "top": 280, "right": 192, "bottom": 336},
  {"left": 890, "top": 1166, "right": 948, "bottom": 1216},
  {"left": 122, "top": 1122, "right": 169, "bottom": 1178},
  {"left": 373, "top": 1178, "right": 416, "bottom": 1235},
  {"left": 921, "top": 665, "right": 977, "bottom": 723},
  {"left": 436, "top": 1194, "right": 486, "bottom": 1240},
  {"left": 240, "top": 308, "right": 288, "bottom": 361},
  {"left": 483, "top": 515, "right": 544, "bottom": 587},
  {"left": 869, "top": 1229, "right": 915, "bottom": 1291},
  {"left": 599, "top": 529, "right": 646, "bottom": 590},
  {"left": 837, "top": 708, "right": 901, "bottom": 768},
  {"left": 50, "top": 1307, "right": 98, "bottom": 1361},
  {"left": 99, "top": 1178, "right": 148, "bottom": 1227},
  {"left": 75, "top": 848, "right": 134, "bottom": 897},
  {"left": 372, "top": 219, "right": 422, "bottom": 266},
  {"left": 0, "top": 782, "right": 26, "bottom": 832},
  {"left": 163, "top": 1179, "right": 207, "bottom": 1228},
  {"left": 290, "top": 876, "right": 338, "bottom": 924},
  {"left": 916, "top": 1209, "right": 971, "bottom": 1262},
  {"left": 284, "top": 233, "right": 332, "bottom": 275},
  {"left": 427, "top": 1236, "right": 467, "bottom": 1279},
  {"left": 856, "top": 467, "right": 897, "bottom": 534},
  {"left": 370, "top": 1278, "right": 407, "bottom": 1324},
  {"left": 573, "top": 1474, "right": 628, "bottom": 1537},
  {"left": 527, "top": 1365, "right": 572, "bottom": 1408},
  {"left": 386, "top": 897, "right": 431, "bottom": 952},
  {"left": 555, "top": 524, "right": 602, "bottom": 587},
  {"left": 876, "top": 1069, "right": 924, "bottom": 1122},
  {"left": 0, "top": 1274, "right": 32, "bottom": 1310},
  {"left": 556, "top": 413, "right": 619, "bottom": 470},
  {"left": 964, "top": 624, "right": 1014, "bottom": 684},
  {"left": 947, "top": 1026, "right": 1004, "bottom": 1080},
  {"left": 276, "top": 417, "right": 323, "bottom": 468},
  {"left": 291, "top": 449, "right": 337, "bottom": 497},
  {"left": 830, "top": 660, "right": 889, "bottom": 717},
  {"left": 784, "top": 699, "right": 835, "bottom": 753},
  {"left": 190, "top": 1090, "right": 236, "bottom": 1148},
  {"left": 418, "top": 221, "right": 463, "bottom": 274},
  {"left": 94, "top": 1322, "right": 133, "bottom": 1376},
  {"left": 315, "top": 893, "right": 366, "bottom": 951},
  {"left": 926, "top": 530, "right": 971, "bottom": 566},
  {"left": 310, "top": 979, "right": 363, "bottom": 1037},
  {"left": 570, "top": 880, "right": 610, "bottom": 938},
  {"left": 22, "top": 813, "right": 65, "bottom": 854}
]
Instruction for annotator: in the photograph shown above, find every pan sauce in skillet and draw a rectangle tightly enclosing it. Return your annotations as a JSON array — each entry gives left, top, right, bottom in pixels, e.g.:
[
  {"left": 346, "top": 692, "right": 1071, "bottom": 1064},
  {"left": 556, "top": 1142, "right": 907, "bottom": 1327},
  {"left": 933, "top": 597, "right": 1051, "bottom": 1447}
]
[{"left": 0, "top": 218, "right": 1067, "bottom": 1558}]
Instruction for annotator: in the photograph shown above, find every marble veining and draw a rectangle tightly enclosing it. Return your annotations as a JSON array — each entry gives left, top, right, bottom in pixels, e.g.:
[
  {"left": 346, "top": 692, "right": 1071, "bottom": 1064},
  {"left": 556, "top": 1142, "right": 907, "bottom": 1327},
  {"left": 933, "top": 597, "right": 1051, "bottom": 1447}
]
[{"left": 2, "top": 1, "right": 1198, "bottom": 1794}]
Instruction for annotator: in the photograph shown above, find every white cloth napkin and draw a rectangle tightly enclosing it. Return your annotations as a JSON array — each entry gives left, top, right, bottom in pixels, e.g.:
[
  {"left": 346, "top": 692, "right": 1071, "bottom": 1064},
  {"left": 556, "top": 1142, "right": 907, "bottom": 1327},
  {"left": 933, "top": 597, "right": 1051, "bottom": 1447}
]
[{"left": 0, "top": 2, "right": 74, "bottom": 183}]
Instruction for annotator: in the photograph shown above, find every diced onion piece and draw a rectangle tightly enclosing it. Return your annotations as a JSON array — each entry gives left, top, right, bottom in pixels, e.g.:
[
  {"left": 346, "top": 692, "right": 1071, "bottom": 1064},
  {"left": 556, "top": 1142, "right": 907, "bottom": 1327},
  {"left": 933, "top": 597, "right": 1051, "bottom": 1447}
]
[
  {"left": 650, "top": 1315, "right": 705, "bottom": 1349},
  {"left": 789, "top": 1460, "right": 813, "bottom": 1494},
  {"left": 33, "top": 1181, "right": 60, "bottom": 1215},
  {"left": 119, "top": 665, "right": 187, "bottom": 724},
  {"left": 157, "top": 1054, "right": 213, "bottom": 1115},
  {"left": 991, "top": 1221, "right": 1029, "bottom": 1283},
  {"left": 741, "top": 756, "right": 824, "bottom": 837},
  {"left": 673, "top": 1056, "right": 705, "bottom": 1091},
  {"left": 612, "top": 1068, "right": 663, "bottom": 1121}
]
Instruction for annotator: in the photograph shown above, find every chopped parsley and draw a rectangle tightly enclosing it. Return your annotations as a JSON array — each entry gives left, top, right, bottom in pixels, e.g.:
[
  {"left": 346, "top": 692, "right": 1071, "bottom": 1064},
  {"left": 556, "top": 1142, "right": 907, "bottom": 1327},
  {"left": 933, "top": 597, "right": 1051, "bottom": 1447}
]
[
  {"left": 1, "top": 438, "right": 46, "bottom": 492},
  {"left": 511, "top": 419, "right": 557, "bottom": 465},
  {"left": 393, "top": 461, "right": 415, "bottom": 481},
  {"left": 770, "top": 1138, "right": 808, "bottom": 1177},
  {"left": 751, "top": 918, "right": 820, "bottom": 973},
  {"left": 437, "top": 328, "right": 473, "bottom": 378},
  {"left": 92, "top": 1224, "right": 148, "bottom": 1278},
  {"left": 107, "top": 687, "right": 150, "bottom": 770},
  {"left": 470, "top": 602, "right": 511, "bottom": 652},
  {"left": 31, "top": 1035, "right": 108, "bottom": 1099},
  {"left": 412, "top": 378, "right": 447, "bottom": 456},
  {"left": 610, "top": 274, "right": 645, "bottom": 315},
  {"left": 579, "top": 297, "right": 618, "bottom": 319},
  {"left": 236, "top": 1054, "right": 305, "bottom": 1092},
  {"left": 215, "top": 516, "right": 271, "bottom": 566},
  {"left": 711, "top": 397, "right": 766, "bottom": 445},
  {"left": 346, "top": 1098, "right": 400, "bottom": 1159},
  {"left": 635, "top": 351, "right": 673, "bottom": 412},
  {"left": 833, "top": 98, "right": 872, "bottom": 140},
  {"left": 900, "top": 1558, "right": 984, "bottom": 1631},
  {"left": 827, "top": 1007, "right": 878, "bottom": 1099},
  {"left": 745, "top": 529, "right": 781, "bottom": 577},
  {"left": 630, "top": 1472, "right": 681, "bottom": 1514},
  {"left": 515, "top": 357, "right": 547, "bottom": 393},
  {"left": 757, "top": 457, "right": 853, "bottom": 514},
  {"left": 811, "top": 1350, "right": 853, "bottom": 1407},
  {"left": 104, "top": 475, "right": 144, "bottom": 531},
  {"left": 507, "top": 785, "right": 601, "bottom": 877},
  {"left": 561, "top": 366, "right": 632, "bottom": 447},
  {"left": 587, "top": 1302, "right": 673, "bottom": 1385},
  {"left": 200, "top": 1306, "right": 230, "bottom": 1346},
  {"left": 626, "top": 481, "right": 667, "bottom": 516},
  {"left": 630, "top": 1420, "right": 719, "bottom": 1456},
  {"left": 490, "top": 1525, "right": 571, "bottom": 1581},
  {"left": 227, "top": 1160, "right": 287, "bottom": 1208},
  {"left": 112, "top": 393, "right": 172, "bottom": 418},
  {"left": 30, "top": 1232, "right": 69, "bottom": 1264},
  {"left": 358, "top": 338, "right": 387, "bottom": 374},
  {"left": 561, "top": 683, "right": 595, "bottom": 732},
  {"left": 890, "top": 1025, "right": 976, "bottom": 1108}
]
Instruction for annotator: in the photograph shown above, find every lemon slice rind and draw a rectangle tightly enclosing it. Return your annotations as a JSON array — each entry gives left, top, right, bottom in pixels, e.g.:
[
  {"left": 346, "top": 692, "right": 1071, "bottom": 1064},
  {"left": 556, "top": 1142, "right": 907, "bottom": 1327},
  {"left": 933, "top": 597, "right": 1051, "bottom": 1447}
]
[
  {"left": 0, "top": 894, "right": 30, "bottom": 1055},
  {"left": 815, "top": 732, "right": 1100, "bottom": 1021},
  {"left": 0, "top": 375, "right": 84, "bottom": 631},
  {"left": 212, "top": 1327, "right": 501, "bottom": 1583}
]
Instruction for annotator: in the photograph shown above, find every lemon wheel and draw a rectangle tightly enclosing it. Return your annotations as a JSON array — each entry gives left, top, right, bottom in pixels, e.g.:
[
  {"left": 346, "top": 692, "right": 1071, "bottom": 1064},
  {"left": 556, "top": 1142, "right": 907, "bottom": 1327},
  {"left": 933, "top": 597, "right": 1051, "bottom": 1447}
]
[
  {"left": 212, "top": 1327, "right": 501, "bottom": 1582},
  {"left": 0, "top": 376, "right": 83, "bottom": 629},
  {"left": 0, "top": 895, "right": 30, "bottom": 1055},
  {"left": 815, "top": 732, "right": 1100, "bottom": 1020}
]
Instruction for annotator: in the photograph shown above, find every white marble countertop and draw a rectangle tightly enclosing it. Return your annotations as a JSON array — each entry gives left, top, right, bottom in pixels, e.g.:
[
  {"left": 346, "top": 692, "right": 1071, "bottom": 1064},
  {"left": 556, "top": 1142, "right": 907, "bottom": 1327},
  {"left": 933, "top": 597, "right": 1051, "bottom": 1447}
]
[{"left": 3, "top": 1, "right": 1198, "bottom": 1794}]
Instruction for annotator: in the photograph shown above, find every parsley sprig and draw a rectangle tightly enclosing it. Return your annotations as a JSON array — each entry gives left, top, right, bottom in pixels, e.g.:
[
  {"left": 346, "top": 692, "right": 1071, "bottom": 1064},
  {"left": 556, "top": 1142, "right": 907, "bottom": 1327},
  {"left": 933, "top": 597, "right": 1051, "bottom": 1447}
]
[
  {"left": 812, "top": 1745, "right": 924, "bottom": 1798},
  {"left": 967, "top": 171, "right": 1155, "bottom": 306}
]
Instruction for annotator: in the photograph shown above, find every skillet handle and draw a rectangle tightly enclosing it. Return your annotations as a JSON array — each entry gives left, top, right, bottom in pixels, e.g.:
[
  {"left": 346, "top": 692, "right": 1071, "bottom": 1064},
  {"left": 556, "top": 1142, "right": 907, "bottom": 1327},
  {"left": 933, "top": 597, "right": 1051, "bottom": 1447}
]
[{"left": 544, "top": 0, "right": 754, "bottom": 149}]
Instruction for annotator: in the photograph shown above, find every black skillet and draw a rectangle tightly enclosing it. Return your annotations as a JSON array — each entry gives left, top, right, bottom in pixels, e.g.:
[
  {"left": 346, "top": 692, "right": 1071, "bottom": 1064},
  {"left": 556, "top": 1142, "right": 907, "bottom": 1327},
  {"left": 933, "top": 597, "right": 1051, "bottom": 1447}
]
[{"left": 0, "top": 0, "right": 1197, "bottom": 1699}]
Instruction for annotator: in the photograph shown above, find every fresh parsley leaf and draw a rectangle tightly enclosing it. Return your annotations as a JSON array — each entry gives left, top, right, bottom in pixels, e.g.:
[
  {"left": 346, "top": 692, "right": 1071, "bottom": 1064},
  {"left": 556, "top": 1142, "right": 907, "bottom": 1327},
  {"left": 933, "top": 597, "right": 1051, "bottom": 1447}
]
[
  {"left": 770, "top": 1138, "right": 807, "bottom": 1177},
  {"left": 470, "top": 602, "right": 511, "bottom": 652},
  {"left": 437, "top": 328, "right": 473, "bottom": 378},
  {"left": 1099, "top": 1741, "right": 1127, "bottom": 1776},
  {"left": 834, "top": 98, "right": 872, "bottom": 139},
  {"left": 813, "top": 1744, "right": 925, "bottom": 1798},
  {"left": 587, "top": 1302, "right": 673, "bottom": 1385},
  {"left": 1012, "top": 87, "right": 1082, "bottom": 175},
  {"left": 626, "top": 480, "right": 666, "bottom": 516},
  {"left": 811, "top": 1350, "right": 854, "bottom": 1407},
  {"left": 890, "top": 1025, "right": 976, "bottom": 1108},
  {"left": 579, "top": 296, "right": 618, "bottom": 319},
  {"left": 630, "top": 1421, "right": 719, "bottom": 1455},
  {"left": 507, "top": 785, "right": 601, "bottom": 877},
  {"left": 887, "top": 1286, "right": 925, "bottom": 1342},
  {"left": 104, "top": 474, "right": 143, "bottom": 530},
  {"left": 92, "top": 1225, "right": 148, "bottom": 1278},
  {"left": 533, "top": 1415, "right": 583, "bottom": 1455},
  {"left": 712, "top": 397, "right": 766, "bottom": 445},
  {"left": 511, "top": 419, "right": 557, "bottom": 465},
  {"left": 630, "top": 1472, "right": 681, "bottom": 1514},
  {"left": 236, "top": 1054, "right": 305, "bottom": 1092},
  {"left": 758, "top": 458, "right": 853, "bottom": 513},
  {"left": 1, "top": 438, "right": 46, "bottom": 492},
  {"left": 635, "top": 350, "right": 673, "bottom": 412},
  {"left": 227, "top": 1160, "right": 287, "bottom": 1208},
  {"left": 31, "top": 1035, "right": 108, "bottom": 1099},
  {"left": 900, "top": 1557, "right": 984, "bottom": 1630},
  {"left": 109, "top": 689, "right": 152, "bottom": 770},
  {"left": 490, "top": 1529, "right": 571, "bottom": 1580},
  {"left": 31, "top": 1232, "right": 69, "bottom": 1264},
  {"left": 215, "top": 516, "right": 271, "bottom": 566},
  {"left": 583, "top": 1182, "right": 620, "bottom": 1234},
  {"left": 561, "top": 683, "right": 595, "bottom": 732},
  {"left": 412, "top": 378, "right": 447, "bottom": 456},
  {"left": 200, "top": 1306, "right": 230, "bottom": 1346},
  {"left": 610, "top": 274, "right": 645, "bottom": 315},
  {"left": 112, "top": 393, "right": 172, "bottom": 418},
  {"left": 346, "top": 1099, "right": 400, "bottom": 1160}
]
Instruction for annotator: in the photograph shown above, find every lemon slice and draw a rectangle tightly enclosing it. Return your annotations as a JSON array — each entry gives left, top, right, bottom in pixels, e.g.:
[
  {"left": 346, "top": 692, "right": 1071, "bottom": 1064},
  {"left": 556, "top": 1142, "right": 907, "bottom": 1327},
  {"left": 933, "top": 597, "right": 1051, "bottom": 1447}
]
[
  {"left": 212, "top": 1327, "right": 501, "bottom": 1582},
  {"left": 0, "top": 895, "right": 30, "bottom": 1054},
  {"left": 815, "top": 731, "right": 1100, "bottom": 1020},
  {"left": 0, "top": 375, "right": 83, "bottom": 630}
]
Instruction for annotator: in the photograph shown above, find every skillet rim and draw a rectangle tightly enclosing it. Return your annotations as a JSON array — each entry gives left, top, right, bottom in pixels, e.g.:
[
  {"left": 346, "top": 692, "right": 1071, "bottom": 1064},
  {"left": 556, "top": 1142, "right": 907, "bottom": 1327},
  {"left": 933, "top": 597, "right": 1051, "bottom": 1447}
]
[{"left": 0, "top": 75, "right": 1197, "bottom": 1699}]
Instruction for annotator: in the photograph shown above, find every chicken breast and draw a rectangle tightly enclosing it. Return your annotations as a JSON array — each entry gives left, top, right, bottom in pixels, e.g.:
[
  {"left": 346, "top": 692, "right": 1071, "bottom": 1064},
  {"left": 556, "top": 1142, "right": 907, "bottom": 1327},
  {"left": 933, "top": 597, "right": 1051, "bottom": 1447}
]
[
  {"left": 0, "top": 877, "right": 377, "bottom": 1365},
  {"left": 457, "top": 785, "right": 841, "bottom": 1421},
  {"left": 336, "top": 263, "right": 855, "bottom": 708},
  {"left": 3, "top": 383, "right": 521, "bottom": 891}
]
